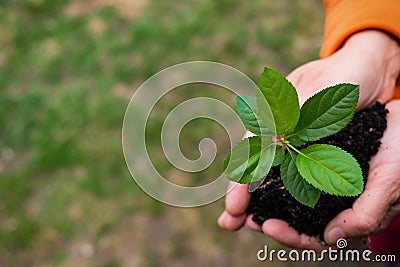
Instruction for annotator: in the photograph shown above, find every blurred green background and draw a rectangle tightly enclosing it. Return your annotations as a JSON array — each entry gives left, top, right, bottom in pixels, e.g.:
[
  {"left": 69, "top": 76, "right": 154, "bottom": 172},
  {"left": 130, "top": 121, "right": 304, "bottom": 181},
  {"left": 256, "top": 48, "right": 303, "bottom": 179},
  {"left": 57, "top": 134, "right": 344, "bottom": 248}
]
[{"left": 1, "top": 0, "right": 376, "bottom": 266}]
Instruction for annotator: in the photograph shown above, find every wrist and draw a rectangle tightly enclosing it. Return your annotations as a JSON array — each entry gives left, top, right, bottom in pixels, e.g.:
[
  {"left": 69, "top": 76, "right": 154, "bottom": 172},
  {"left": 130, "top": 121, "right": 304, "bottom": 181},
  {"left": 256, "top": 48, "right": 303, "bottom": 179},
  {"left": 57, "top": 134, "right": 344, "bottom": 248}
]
[
  {"left": 342, "top": 30, "right": 400, "bottom": 60},
  {"left": 339, "top": 30, "right": 400, "bottom": 104}
]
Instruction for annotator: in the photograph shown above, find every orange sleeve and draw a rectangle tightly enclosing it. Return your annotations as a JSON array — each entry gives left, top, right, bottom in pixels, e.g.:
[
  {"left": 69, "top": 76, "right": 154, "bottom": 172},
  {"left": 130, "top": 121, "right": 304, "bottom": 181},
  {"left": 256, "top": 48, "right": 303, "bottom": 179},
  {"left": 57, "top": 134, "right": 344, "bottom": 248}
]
[
  {"left": 320, "top": 0, "right": 400, "bottom": 58},
  {"left": 320, "top": 0, "right": 400, "bottom": 99}
]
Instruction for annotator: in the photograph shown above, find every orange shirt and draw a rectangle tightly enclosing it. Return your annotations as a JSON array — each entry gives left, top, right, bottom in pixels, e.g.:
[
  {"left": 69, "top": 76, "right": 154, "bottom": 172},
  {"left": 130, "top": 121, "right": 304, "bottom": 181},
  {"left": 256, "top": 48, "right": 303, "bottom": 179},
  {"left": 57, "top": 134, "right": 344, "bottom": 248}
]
[{"left": 320, "top": 0, "right": 400, "bottom": 98}]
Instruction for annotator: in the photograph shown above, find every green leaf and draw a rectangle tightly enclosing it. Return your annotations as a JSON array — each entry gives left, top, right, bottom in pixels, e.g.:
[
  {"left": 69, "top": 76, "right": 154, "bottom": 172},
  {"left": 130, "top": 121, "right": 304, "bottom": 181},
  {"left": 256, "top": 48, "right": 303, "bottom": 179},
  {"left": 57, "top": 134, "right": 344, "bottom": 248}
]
[
  {"left": 287, "top": 135, "right": 306, "bottom": 147},
  {"left": 236, "top": 96, "right": 271, "bottom": 136},
  {"left": 272, "top": 146, "right": 285, "bottom": 166},
  {"left": 280, "top": 152, "right": 321, "bottom": 208},
  {"left": 256, "top": 90, "right": 275, "bottom": 135},
  {"left": 223, "top": 136, "right": 275, "bottom": 184},
  {"left": 257, "top": 67, "right": 300, "bottom": 135},
  {"left": 293, "top": 84, "right": 359, "bottom": 142},
  {"left": 296, "top": 144, "right": 363, "bottom": 196}
]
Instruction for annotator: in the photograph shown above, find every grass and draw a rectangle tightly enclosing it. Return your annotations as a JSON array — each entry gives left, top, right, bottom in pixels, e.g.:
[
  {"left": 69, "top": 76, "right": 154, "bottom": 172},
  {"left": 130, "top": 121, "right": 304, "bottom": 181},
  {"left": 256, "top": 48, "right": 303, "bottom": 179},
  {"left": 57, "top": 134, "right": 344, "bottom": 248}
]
[{"left": 0, "top": 0, "right": 348, "bottom": 266}]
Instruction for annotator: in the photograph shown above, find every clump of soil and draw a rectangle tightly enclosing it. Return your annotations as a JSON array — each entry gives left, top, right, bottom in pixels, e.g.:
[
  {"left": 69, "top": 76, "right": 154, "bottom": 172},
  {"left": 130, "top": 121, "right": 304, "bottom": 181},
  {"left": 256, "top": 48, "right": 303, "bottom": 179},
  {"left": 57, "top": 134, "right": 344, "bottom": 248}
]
[{"left": 247, "top": 102, "right": 388, "bottom": 240}]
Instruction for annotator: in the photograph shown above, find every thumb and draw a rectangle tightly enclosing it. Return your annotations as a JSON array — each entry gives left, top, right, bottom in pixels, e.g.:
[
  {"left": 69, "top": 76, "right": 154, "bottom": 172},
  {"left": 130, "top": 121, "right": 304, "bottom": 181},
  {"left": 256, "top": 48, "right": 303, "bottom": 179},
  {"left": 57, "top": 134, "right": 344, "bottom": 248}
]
[{"left": 323, "top": 185, "right": 389, "bottom": 245}]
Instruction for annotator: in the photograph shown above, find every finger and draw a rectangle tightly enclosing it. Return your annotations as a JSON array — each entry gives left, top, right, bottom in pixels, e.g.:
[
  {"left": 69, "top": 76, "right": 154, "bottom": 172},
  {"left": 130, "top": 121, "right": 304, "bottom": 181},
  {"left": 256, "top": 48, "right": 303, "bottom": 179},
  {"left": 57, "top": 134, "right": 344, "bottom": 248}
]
[
  {"left": 324, "top": 100, "right": 400, "bottom": 245},
  {"left": 217, "top": 211, "right": 227, "bottom": 229},
  {"left": 222, "top": 130, "right": 254, "bottom": 218},
  {"left": 262, "top": 219, "right": 327, "bottom": 251},
  {"left": 218, "top": 211, "right": 246, "bottom": 231},
  {"left": 225, "top": 182, "right": 251, "bottom": 217},
  {"left": 323, "top": 185, "right": 389, "bottom": 245},
  {"left": 245, "top": 214, "right": 262, "bottom": 231}
]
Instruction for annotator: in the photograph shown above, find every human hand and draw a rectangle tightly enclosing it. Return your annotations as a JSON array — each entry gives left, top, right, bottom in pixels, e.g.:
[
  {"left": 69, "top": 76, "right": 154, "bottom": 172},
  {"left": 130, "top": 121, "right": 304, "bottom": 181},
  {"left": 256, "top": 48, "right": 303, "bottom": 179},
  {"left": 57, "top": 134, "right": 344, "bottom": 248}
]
[
  {"left": 287, "top": 30, "right": 400, "bottom": 108},
  {"left": 218, "top": 130, "right": 258, "bottom": 232},
  {"left": 218, "top": 30, "right": 400, "bottom": 250},
  {"left": 322, "top": 100, "right": 400, "bottom": 245}
]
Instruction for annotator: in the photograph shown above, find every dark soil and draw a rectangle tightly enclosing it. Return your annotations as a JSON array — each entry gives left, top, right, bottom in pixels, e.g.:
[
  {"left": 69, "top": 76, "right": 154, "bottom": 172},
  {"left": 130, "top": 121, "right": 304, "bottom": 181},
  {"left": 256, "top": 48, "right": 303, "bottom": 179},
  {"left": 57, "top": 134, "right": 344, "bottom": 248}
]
[{"left": 247, "top": 102, "right": 388, "bottom": 241}]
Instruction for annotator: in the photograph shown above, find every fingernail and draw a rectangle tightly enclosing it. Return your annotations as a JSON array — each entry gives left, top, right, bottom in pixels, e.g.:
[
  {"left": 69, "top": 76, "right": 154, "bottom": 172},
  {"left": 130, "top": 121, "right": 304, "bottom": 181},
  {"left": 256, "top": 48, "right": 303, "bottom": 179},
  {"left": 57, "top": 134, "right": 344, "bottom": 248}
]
[{"left": 326, "top": 227, "right": 345, "bottom": 244}]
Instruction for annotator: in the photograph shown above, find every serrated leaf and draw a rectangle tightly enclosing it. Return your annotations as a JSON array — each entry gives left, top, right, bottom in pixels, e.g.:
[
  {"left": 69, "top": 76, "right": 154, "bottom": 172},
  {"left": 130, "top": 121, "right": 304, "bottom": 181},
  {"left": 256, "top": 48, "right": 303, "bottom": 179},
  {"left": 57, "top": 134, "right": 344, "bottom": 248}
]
[
  {"left": 223, "top": 136, "right": 275, "bottom": 184},
  {"left": 280, "top": 152, "right": 321, "bottom": 208},
  {"left": 257, "top": 68, "right": 300, "bottom": 135},
  {"left": 249, "top": 138, "right": 281, "bottom": 192},
  {"left": 223, "top": 152, "right": 231, "bottom": 171},
  {"left": 236, "top": 96, "right": 271, "bottom": 136},
  {"left": 293, "top": 84, "right": 359, "bottom": 142},
  {"left": 256, "top": 90, "right": 275, "bottom": 135},
  {"left": 296, "top": 144, "right": 363, "bottom": 196},
  {"left": 272, "top": 146, "right": 285, "bottom": 166}
]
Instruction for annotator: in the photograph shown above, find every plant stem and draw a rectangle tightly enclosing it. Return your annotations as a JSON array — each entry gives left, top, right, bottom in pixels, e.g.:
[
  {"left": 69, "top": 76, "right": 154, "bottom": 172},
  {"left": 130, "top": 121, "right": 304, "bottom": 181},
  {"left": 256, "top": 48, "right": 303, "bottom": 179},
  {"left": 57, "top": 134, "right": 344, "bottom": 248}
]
[{"left": 284, "top": 142, "right": 303, "bottom": 156}]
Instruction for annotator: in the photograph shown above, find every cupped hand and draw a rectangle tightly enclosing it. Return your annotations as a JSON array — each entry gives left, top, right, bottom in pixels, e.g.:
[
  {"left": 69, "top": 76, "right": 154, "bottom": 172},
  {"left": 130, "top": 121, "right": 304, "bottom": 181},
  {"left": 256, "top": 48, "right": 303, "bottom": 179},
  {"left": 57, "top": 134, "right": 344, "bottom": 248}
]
[
  {"left": 218, "top": 30, "right": 400, "bottom": 250},
  {"left": 257, "top": 100, "right": 400, "bottom": 250},
  {"left": 323, "top": 100, "right": 400, "bottom": 245}
]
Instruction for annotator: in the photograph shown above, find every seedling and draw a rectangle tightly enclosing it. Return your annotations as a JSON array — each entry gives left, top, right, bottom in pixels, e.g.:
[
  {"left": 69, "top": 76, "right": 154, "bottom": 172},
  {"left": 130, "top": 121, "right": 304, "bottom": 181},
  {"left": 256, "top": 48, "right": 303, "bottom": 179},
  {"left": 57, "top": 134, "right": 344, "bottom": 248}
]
[{"left": 223, "top": 68, "right": 363, "bottom": 208}]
